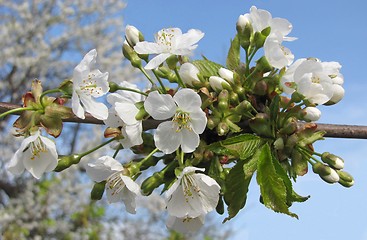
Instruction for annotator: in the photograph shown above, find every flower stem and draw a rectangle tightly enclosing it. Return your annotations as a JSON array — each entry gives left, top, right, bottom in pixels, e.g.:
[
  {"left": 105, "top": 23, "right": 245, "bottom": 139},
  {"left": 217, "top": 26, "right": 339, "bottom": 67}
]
[
  {"left": 79, "top": 138, "right": 116, "bottom": 158},
  {"left": 0, "top": 107, "right": 34, "bottom": 119},
  {"left": 152, "top": 69, "right": 167, "bottom": 94},
  {"left": 174, "top": 68, "right": 186, "bottom": 88},
  {"left": 138, "top": 66, "right": 162, "bottom": 93},
  {"left": 115, "top": 86, "right": 148, "bottom": 96},
  {"left": 137, "top": 148, "right": 159, "bottom": 168}
]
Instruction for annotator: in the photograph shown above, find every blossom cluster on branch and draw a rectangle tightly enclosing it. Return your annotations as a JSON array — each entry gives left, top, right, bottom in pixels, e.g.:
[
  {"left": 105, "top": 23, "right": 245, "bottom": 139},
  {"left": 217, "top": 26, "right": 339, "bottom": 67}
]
[{"left": 0, "top": 6, "right": 354, "bottom": 233}]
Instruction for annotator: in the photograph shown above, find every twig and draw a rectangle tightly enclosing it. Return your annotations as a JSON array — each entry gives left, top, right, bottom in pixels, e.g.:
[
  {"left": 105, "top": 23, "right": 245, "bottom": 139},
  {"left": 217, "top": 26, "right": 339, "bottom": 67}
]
[{"left": 1, "top": 101, "right": 367, "bottom": 139}]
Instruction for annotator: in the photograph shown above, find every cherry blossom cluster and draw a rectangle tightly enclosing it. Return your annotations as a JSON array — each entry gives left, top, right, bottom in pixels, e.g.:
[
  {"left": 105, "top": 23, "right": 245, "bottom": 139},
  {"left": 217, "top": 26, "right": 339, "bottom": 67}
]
[{"left": 2, "top": 6, "right": 354, "bottom": 234}]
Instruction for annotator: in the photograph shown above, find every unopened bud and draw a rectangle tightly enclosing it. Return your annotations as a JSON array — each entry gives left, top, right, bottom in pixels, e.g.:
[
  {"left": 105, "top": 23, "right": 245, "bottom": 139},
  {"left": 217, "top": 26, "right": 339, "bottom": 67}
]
[
  {"left": 122, "top": 41, "right": 142, "bottom": 68},
  {"left": 141, "top": 171, "right": 165, "bottom": 195},
  {"left": 218, "top": 90, "right": 230, "bottom": 111},
  {"left": 324, "top": 84, "right": 345, "bottom": 105},
  {"left": 253, "top": 80, "right": 268, "bottom": 96},
  {"left": 91, "top": 181, "right": 106, "bottom": 200},
  {"left": 209, "top": 76, "right": 231, "bottom": 92},
  {"left": 179, "top": 62, "right": 201, "bottom": 86},
  {"left": 321, "top": 152, "right": 344, "bottom": 170},
  {"left": 337, "top": 170, "right": 354, "bottom": 187},
  {"left": 207, "top": 116, "right": 220, "bottom": 130},
  {"left": 280, "top": 117, "right": 298, "bottom": 135},
  {"left": 166, "top": 55, "right": 178, "bottom": 69},
  {"left": 217, "top": 121, "right": 229, "bottom": 136},
  {"left": 312, "top": 162, "right": 339, "bottom": 183},
  {"left": 218, "top": 68, "right": 234, "bottom": 83},
  {"left": 249, "top": 113, "right": 272, "bottom": 137},
  {"left": 273, "top": 137, "right": 284, "bottom": 150},
  {"left": 125, "top": 25, "right": 144, "bottom": 47},
  {"left": 54, "top": 154, "right": 82, "bottom": 172},
  {"left": 300, "top": 107, "right": 321, "bottom": 122}
]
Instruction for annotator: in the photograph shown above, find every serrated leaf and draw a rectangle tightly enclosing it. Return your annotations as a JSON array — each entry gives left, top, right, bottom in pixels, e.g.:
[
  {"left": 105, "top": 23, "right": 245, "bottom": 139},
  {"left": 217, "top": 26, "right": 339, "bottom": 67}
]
[
  {"left": 226, "top": 34, "right": 240, "bottom": 70},
  {"left": 256, "top": 144, "right": 298, "bottom": 218},
  {"left": 223, "top": 154, "right": 257, "bottom": 222},
  {"left": 192, "top": 59, "right": 223, "bottom": 78},
  {"left": 207, "top": 134, "right": 263, "bottom": 160}
]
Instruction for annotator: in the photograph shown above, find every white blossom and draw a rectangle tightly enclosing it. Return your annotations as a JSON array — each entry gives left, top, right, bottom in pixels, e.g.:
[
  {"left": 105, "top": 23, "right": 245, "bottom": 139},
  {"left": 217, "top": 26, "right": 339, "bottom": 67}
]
[
  {"left": 7, "top": 131, "right": 58, "bottom": 179},
  {"left": 125, "top": 25, "right": 141, "bottom": 47},
  {"left": 144, "top": 89, "right": 207, "bottom": 154},
  {"left": 218, "top": 67, "right": 234, "bottom": 83},
  {"left": 105, "top": 81, "right": 144, "bottom": 149},
  {"left": 179, "top": 62, "right": 200, "bottom": 86},
  {"left": 72, "top": 49, "right": 110, "bottom": 120},
  {"left": 134, "top": 28, "right": 204, "bottom": 69},
  {"left": 85, "top": 156, "right": 140, "bottom": 214},
  {"left": 166, "top": 214, "right": 205, "bottom": 233},
  {"left": 302, "top": 107, "right": 321, "bottom": 122},
  {"left": 166, "top": 167, "right": 220, "bottom": 219},
  {"left": 209, "top": 76, "right": 231, "bottom": 92}
]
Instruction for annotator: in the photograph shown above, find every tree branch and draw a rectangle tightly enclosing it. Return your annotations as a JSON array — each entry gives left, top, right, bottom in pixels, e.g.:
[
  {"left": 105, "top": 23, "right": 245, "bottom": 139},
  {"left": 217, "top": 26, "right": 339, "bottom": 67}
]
[{"left": 1, "top": 101, "right": 367, "bottom": 139}]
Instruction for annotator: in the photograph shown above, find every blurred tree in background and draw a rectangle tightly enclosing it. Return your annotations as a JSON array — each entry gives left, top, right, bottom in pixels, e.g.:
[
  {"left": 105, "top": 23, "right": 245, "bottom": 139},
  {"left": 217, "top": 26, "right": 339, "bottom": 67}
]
[{"left": 0, "top": 1, "right": 231, "bottom": 239}]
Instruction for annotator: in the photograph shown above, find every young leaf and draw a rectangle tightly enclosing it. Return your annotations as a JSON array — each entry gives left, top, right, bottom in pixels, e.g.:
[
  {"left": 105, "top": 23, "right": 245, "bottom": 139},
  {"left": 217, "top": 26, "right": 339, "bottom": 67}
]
[
  {"left": 223, "top": 153, "right": 257, "bottom": 222},
  {"left": 226, "top": 34, "right": 240, "bottom": 70},
  {"left": 192, "top": 59, "right": 223, "bottom": 78},
  {"left": 207, "top": 134, "right": 263, "bottom": 160},
  {"left": 256, "top": 143, "right": 298, "bottom": 218}
]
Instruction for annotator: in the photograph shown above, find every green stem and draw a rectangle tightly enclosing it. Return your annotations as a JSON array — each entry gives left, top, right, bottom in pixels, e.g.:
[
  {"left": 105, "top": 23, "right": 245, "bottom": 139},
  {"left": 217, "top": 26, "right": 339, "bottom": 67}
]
[
  {"left": 138, "top": 66, "right": 162, "bottom": 93},
  {"left": 178, "top": 149, "right": 185, "bottom": 166},
  {"left": 137, "top": 148, "right": 159, "bottom": 168},
  {"left": 174, "top": 68, "right": 186, "bottom": 88},
  {"left": 115, "top": 86, "right": 148, "bottom": 96},
  {"left": 152, "top": 69, "right": 167, "bottom": 94},
  {"left": 79, "top": 138, "right": 116, "bottom": 158},
  {"left": 40, "top": 89, "right": 66, "bottom": 107},
  {"left": 112, "top": 146, "right": 122, "bottom": 158},
  {"left": 0, "top": 107, "right": 34, "bottom": 119}
]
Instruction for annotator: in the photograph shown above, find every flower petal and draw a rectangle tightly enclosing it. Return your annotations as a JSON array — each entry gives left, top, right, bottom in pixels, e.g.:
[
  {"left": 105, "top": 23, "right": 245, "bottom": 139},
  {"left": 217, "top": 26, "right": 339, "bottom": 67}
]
[
  {"left": 120, "top": 122, "right": 143, "bottom": 149},
  {"left": 79, "top": 94, "right": 108, "bottom": 120},
  {"left": 166, "top": 215, "right": 205, "bottom": 233},
  {"left": 189, "top": 110, "right": 207, "bottom": 134},
  {"left": 71, "top": 91, "right": 85, "bottom": 119},
  {"left": 173, "top": 88, "right": 202, "bottom": 112},
  {"left": 115, "top": 102, "right": 139, "bottom": 125},
  {"left": 180, "top": 128, "right": 200, "bottom": 153},
  {"left": 144, "top": 91, "right": 176, "bottom": 120},
  {"left": 134, "top": 41, "right": 167, "bottom": 54},
  {"left": 144, "top": 53, "right": 171, "bottom": 69},
  {"left": 86, "top": 156, "right": 123, "bottom": 182},
  {"left": 154, "top": 121, "right": 181, "bottom": 154}
]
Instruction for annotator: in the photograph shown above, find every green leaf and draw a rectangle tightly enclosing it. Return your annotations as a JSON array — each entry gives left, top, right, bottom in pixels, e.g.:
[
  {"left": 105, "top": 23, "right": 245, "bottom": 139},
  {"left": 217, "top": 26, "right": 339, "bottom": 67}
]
[
  {"left": 223, "top": 153, "right": 257, "bottom": 222},
  {"left": 226, "top": 34, "right": 240, "bottom": 70},
  {"left": 192, "top": 59, "right": 223, "bottom": 78},
  {"left": 256, "top": 143, "right": 298, "bottom": 218},
  {"left": 207, "top": 134, "right": 263, "bottom": 160}
]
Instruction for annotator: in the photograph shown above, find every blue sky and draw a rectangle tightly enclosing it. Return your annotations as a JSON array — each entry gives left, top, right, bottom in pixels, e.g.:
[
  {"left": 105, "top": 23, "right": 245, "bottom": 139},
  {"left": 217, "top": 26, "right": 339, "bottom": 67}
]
[{"left": 123, "top": 1, "right": 367, "bottom": 239}]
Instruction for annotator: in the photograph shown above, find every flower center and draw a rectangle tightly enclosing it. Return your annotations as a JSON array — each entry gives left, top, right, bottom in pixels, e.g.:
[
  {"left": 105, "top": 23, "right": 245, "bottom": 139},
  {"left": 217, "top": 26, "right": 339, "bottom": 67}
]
[
  {"left": 182, "top": 174, "right": 201, "bottom": 202},
  {"left": 30, "top": 137, "right": 47, "bottom": 160},
  {"left": 311, "top": 75, "right": 321, "bottom": 84},
  {"left": 157, "top": 29, "right": 175, "bottom": 49},
  {"left": 106, "top": 171, "right": 126, "bottom": 196},
  {"left": 172, "top": 110, "right": 191, "bottom": 132},
  {"left": 79, "top": 73, "right": 103, "bottom": 96}
]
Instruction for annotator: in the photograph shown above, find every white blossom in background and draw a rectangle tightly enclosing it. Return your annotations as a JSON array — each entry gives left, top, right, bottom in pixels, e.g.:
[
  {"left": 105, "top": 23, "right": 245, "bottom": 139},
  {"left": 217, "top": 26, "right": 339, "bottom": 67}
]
[
  {"left": 7, "top": 131, "right": 58, "bottom": 179},
  {"left": 105, "top": 81, "right": 144, "bottom": 148},
  {"left": 144, "top": 89, "right": 207, "bottom": 154},
  {"left": 166, "top": 167, "right": 220, "bottom": 222},
  {"left": 86, "top": 156, "right": 140, "bottom": 214},
  {"left": 134, "top": 28, "right": 204, "bottom": 69}
]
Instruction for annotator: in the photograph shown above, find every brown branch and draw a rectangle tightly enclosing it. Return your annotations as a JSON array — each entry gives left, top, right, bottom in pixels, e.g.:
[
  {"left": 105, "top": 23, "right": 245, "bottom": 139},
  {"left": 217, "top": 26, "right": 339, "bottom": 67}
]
[{"left": 1, "top": 101, "right": 367, "bottom": 139}]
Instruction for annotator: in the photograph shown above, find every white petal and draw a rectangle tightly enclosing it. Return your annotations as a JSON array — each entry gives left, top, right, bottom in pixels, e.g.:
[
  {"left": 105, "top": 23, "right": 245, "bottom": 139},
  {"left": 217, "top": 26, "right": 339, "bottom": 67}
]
[
  {"left": 134, "top": 41, "right": 167, "bottom": 54},
  {"left": 218, "top": 68, "right": 234, "bottom": 83},
  {"left": 88, "top": 70, "right": 109, "bottom": 97},
  {"left": 270, "top": 18, "right": 293, "bottom": 37},
  {"left": 144, "top": 53, "right": 171, "bottom": 69},
  {"left": 189, "top": 109, "right": 207, "bottom": 134},
  {"left": 154, "top": 121, "right": 181, "bottom": 154},
  {"left": 115, "top": 102, "right": 139, "bottom": 125},
  {"left": 103, "top": 109, "right": 124, "bottom": 128},
  {"left": 179, "top": 63, "right": 200, "bottom": 86},
  {"left": 23, "top": 150, "right": 57, "bottom": 179},
  {"left": 173, "top": 88, "right": 202, "bottom": 112},
  {"left": 86, "top": 156, "right": 123, "bottom": 182},
  {"left": 174, "top": 29, "right": 204, "bottom": 50},
  {"left": 121, "top": 186, "right": 138, "bottom": 214},
  {"left": 166, "top": 181, "right": 190, "bottom": 218},
  {"left": 144, "top": 91, "right": 176, "bottom": 120},
  {"left": 120, "top": 122, "right": 143, "bottom": 149},
  {"left": 73, "top": 49, "right": 97, "bottom": 80},
  {"left": 180, "top": 166, "right": 205, "bottom": 177},
  {"left": 79, "top": 94, "right": 108, "bottom": 120},
  {"left": 71, "top": 91, "right": 85, "bottom": 119},
  {"left": 166, "top": 215, "right": 205, "bottom": 233},
  {"left": 180, "top": 129, "right": 200, "bottom": 153}
]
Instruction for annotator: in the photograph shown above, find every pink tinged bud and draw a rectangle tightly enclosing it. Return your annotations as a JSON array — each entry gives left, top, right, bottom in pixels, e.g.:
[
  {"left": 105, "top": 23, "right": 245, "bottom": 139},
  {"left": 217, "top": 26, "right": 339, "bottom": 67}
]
[
  {"left": 179, "top": 63, "right": 200, "bottom": 86},
  {"left": 209, "top": 76, "right": 231, "bottom": 92},
  {"left": 218, "top": 68, "right": 234, "bottom": 83},
  {"left": 125, "top": 25, "right": 141, "bottom": 47},
  {"left": 302, "top": 107, "right": 321, "bottom": 122}
]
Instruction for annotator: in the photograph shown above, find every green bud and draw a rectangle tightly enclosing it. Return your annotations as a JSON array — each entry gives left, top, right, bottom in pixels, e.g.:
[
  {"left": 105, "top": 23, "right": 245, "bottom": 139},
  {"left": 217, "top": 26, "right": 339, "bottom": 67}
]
[
  {"left": 91, "top": 181, "right": 106, "bottom": 200},
  {"left": 321, "top": 152, "right": 344, "bottom": 170},
  {"left": 166, "top": 55, "right": 178, "bottom": 70},
  {"left": 218, "top": 90, "right": 230, "bottom": 112},
  {"left": 337, "top": 170, "right": 354, "bottom": 187},
  {"left": 256, "top": 56, "right": 273, "bottom": 73},
  {"left": 253, "top": 80, "right": 268, "bottom": 96},
  {"left": 273, "top": 137, "right": 284, "bottom": 150},
  {"left": 249, "top": 113, "right": 272, "bottom": 137},
  {"left": 58, "top": 79, "right": 73, "bottom": 96},
  {"left": 141, "top": 171, "right": 165, "bottom": 196},
  {"left": 217, "top": 121, "right": 229, "bottom": 136},
  {"left": 122, "top": 42, "right": 142, "bottom": 68},
  {"left": 229, "top": 92, "right": 239, "bottom": 105},
  {"left": 207, "top": 116, "right": 221, "bottom": 130},
  {"left": 280, "top": 117, "right": 298, "bottom": 135},
  {"left": 54, "top": 154, "right": 82, "bottom": 172},
  {"left": 108, "top": 82, "right": 119, "bottom": 93},
  {"left": 312, "top": 162, "right": 339, "bottom": 184},
  {"left": 234, "top": 100, "right": 253, "bottom": 116}
]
